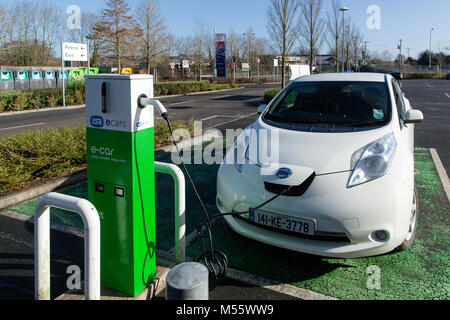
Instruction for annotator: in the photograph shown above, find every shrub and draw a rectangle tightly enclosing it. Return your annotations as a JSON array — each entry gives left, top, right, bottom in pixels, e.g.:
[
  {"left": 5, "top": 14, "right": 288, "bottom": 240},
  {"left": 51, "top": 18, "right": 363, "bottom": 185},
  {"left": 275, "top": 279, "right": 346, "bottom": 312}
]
[
  {"left": 264, "top": 89, "right": 280, "bottom": 104},
  {"left": 0, "top": 126, "right": 87, "bottom": 195},
  {"left": 0, "top": 99, "right": 6, "bottom": 112},
  {"left": 0, "top": 120, "right": 195, "bottom": 195},
  {"left": 73, "top": 89, "right": 84, "bottom": 105},
  {"left": 0, "top": 80, "right": 240, "bottom": 112},
  {"left": 402, "top": 73, "right": 445, "bottom": 80},
  {"left": 68, "top": 79, "right": 85, "bottom": 90},
  {"left": 47, "top": 92, "right": 61, "bottom": 107},
  {"left": 11, "top": 93, "right": 29, "bottom": 111},
  {"left": 154, "top": 119, "right": 194, "bottom": 147},
  {"left": 30, "top": 93, "right": 43, "bottom": 109},
  {"left": 154, "top": 81, "right": 210, "bottom": 96}
]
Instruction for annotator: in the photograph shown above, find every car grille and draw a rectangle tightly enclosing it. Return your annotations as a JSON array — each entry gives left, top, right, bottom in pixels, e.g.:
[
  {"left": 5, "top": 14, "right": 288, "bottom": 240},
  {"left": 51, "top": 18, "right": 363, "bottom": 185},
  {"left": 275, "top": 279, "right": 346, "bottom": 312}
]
[{"left": 264, "top": 173, "right": 316, "bottom": 197}]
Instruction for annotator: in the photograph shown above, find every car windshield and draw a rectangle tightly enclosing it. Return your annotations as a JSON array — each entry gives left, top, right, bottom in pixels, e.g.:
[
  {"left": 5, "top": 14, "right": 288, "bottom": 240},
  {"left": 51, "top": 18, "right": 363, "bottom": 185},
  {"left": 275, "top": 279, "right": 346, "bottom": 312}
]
[{"left": 264, "top": 81, "right": 391, "bottom": 127}]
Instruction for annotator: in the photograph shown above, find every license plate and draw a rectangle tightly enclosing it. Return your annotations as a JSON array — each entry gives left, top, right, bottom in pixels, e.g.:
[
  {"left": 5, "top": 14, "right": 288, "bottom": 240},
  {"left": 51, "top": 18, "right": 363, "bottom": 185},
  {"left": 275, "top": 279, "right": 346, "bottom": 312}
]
[{"left": 249, "top": 209, "right": 316, "bottom": 236}]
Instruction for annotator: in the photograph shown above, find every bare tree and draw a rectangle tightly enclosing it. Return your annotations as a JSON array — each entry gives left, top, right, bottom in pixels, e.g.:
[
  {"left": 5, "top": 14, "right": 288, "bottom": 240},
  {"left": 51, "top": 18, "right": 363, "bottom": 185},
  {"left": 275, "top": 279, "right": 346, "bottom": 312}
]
[
  {"left": 298, "top": 0, "right": 326, "bottom": 74},
  {"left": 241, "top": 27, "right": 258, "bottom": 77},
  {"left": 135, "top": 0, "right": 172, "bottom": 74},
  {"left": 0, "top": 0, "right": 62, "bottom": 66},
  {"left": 190, "top": 19, "right": 213, "bottom": 80},
  {"left": 226, "top": 30, "right": 241, "bottom": 74},
  {"left": 326, "top": 0, "right": 342, "bottom": 72},
  {"left": 381, "top": 50, "right": 393, "bottom": 63},
  {"left": 266, "top": 0, "right": 301, "bottom": 88},
  {"left": 349, "top": 24, "right": 363, "bottom": 71},
  {"left": 92, "top": 0, "right": 142, "bottom": 71},
  {"left": 0, "top": 3, "right": 6, "bottom": 48}
]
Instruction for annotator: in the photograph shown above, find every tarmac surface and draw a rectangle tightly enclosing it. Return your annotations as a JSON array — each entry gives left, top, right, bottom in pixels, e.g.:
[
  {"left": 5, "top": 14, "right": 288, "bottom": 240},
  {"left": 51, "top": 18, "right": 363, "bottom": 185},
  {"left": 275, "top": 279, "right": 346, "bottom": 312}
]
[{"left": 0, "top": 79, "right": 449, "bottom": 300}]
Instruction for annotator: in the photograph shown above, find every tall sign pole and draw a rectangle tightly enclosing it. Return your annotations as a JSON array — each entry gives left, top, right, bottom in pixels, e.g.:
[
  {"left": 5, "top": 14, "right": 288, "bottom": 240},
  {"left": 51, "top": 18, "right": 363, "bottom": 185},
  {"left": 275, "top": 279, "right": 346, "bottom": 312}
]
[
  {"left": 61, "top": 44, "right": 65, "bottom": 107},
  {"left": 215, "top": 33, "right": 227, "bottom": 80}
]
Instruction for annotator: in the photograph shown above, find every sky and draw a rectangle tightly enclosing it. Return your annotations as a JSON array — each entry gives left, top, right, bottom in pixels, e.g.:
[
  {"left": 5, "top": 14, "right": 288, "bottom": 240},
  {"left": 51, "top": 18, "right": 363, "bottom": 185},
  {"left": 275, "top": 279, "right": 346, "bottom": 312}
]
[{"left": 39, "top": 0, "right": 450, "bottom": 58}]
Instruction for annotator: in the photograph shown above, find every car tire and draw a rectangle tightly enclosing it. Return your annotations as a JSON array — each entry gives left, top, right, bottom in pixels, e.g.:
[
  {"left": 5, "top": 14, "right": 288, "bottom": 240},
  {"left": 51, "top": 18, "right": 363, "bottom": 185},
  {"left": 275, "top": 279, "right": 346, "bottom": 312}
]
[{"left": 399, "top": 187, "right": 418, "bottom": 251}]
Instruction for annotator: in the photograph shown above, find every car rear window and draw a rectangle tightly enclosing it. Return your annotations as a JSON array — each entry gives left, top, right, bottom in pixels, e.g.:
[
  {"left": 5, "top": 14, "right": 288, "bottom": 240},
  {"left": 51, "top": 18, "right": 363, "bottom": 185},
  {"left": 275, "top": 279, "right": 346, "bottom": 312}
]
[{"left": 263, "top": 81, "right": 391, "bottom": 128}]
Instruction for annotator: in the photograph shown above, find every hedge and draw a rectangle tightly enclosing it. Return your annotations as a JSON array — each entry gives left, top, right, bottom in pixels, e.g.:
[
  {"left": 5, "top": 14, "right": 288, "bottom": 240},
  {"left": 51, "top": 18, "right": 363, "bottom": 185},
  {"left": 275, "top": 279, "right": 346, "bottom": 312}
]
[
  {"left": 402, "top": 73, "right": 446, "bottom": 80},
  {"left": 0, "top": 80, "right": 85, "bottom": 112},
  {"left": 264, "top": 89, "right": 280, "bottom": 104},
  {"left": 0, "top": 80, "right": 240, "bottom": 112},
  {"left": 0, "top": 120, "right": 194, "bottom": 196}
]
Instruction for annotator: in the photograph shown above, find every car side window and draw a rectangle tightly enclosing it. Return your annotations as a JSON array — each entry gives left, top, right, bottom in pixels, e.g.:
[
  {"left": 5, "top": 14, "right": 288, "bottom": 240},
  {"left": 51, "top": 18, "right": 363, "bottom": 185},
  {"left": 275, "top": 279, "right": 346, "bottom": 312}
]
[{"left": 392, "top": 79, "right": 405, "bottom": 129}]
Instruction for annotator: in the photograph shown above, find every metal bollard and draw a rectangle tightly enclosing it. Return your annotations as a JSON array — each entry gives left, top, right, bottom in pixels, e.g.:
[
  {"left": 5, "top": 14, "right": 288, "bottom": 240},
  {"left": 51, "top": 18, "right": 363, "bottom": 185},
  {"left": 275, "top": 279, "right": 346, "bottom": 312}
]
[{"left": 166, "top": 262, "right": 209, "bottom": 300}]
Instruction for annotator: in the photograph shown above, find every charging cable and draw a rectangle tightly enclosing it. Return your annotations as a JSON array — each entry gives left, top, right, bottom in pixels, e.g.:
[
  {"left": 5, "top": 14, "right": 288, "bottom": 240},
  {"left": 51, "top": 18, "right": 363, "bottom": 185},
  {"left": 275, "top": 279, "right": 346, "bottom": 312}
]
[{"left": 138, "top": 96, "right": 291, "bottom": 281}]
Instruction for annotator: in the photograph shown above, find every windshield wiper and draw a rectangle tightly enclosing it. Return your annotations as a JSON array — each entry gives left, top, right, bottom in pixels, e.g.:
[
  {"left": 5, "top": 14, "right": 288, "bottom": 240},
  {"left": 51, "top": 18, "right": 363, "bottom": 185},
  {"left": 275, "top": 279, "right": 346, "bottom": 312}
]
[{"left": 347, "top": 120, "right": 386, "bottom": 127}]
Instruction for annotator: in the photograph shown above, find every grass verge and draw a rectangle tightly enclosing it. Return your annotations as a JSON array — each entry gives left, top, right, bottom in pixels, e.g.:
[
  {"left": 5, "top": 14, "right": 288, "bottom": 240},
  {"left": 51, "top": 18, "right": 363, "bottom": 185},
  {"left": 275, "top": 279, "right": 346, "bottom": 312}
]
[
  {"left": 0, "top": 80, "right": 241, "bottom": 113},
  {"left": 0, "top": 121, "right": 194, "bottom": 196}
]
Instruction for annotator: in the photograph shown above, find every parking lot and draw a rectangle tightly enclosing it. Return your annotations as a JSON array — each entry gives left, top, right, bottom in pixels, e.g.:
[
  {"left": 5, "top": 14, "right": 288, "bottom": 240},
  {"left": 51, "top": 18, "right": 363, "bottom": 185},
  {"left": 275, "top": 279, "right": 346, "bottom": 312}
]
[{"left": 0, "top": 79, "right": 449, "bottom": 300}]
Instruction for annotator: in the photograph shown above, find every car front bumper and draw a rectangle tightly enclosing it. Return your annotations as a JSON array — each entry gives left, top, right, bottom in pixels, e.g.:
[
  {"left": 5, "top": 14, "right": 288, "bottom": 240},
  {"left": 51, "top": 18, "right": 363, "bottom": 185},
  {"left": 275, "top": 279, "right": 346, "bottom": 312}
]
[{"left": 216, "top": 163, "right": 414, "bottom": 258}]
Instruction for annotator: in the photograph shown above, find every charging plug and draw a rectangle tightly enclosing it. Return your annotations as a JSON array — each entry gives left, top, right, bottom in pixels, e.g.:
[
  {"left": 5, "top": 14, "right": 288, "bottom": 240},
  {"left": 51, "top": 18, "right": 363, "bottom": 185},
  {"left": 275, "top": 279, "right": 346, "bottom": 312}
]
[{"left": 138, "top": 94, "right": 168, "bottom": 120}]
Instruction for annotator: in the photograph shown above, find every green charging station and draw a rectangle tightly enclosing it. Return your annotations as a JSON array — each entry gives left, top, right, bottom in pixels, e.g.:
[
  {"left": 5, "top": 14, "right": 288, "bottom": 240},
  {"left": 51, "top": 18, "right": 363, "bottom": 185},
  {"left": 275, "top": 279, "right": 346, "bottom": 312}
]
[{"left": 85, "top": 74, "right": 156, "bottom": 297}]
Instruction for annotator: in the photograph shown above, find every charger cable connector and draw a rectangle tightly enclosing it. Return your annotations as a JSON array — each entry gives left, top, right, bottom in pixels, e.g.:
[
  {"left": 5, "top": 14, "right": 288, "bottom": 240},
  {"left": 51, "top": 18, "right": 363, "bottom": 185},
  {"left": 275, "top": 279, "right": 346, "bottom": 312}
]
[{"left": 138, "top": 94, "right": 168, "bottom": 120}]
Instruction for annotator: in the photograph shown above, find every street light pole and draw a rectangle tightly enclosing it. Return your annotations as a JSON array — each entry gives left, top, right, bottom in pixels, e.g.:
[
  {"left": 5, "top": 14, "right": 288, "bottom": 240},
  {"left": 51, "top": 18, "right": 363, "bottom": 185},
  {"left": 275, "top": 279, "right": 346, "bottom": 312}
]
[
  {"left": 339, "top": 7, "right": 349, "bottom": 73},
  {"left": 429, "top": 27, "right": 435, "bottom": 71},
  {"left": 362, "top": 41, "right": 370, "bottom": 66},
  {"left": 243, "top": 31, "right": 255, "bottom": 79}
]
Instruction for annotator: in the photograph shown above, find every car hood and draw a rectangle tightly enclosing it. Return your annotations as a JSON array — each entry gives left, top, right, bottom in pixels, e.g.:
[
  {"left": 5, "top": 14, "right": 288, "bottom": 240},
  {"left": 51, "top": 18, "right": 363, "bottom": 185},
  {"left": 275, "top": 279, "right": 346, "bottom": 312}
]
[{"left": 245, "top": 119, "right": 393, "bottom": 175}]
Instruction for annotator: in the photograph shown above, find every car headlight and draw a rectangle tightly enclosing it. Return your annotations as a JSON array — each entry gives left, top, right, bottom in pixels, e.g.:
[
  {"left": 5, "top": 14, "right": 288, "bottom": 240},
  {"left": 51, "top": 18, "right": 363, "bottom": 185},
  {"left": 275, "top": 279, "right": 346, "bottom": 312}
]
[{"left": 347, "top": 133, "right": 397, "bottom": 188}]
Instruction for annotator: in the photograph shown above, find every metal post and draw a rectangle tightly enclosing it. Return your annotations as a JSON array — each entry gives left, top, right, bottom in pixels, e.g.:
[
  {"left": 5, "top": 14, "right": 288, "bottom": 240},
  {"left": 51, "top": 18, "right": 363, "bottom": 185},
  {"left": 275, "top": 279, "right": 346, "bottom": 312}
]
[
  {"left": 339, "top": 7, "right": 348, "bottom": 73},
  {"left": 87, "top": 42, "right": 90, "bottom": 75},
  {"left": 258, "top": 60, "right": 260, "bottom": 81},
  {"left": 61, "top": 43, "right": 65, "bottom": 107},
  {"left": 155, "top": 162, "right": 186, "bottom": 263},
  {"left": 166, "top": 262, "right": 209, "bottom": 300},
  {"left": 34, "top": 193, "right": 100, "bottom": 300},
  {"left": 429, "top": 28, "right": 434, "bottom": 71}
]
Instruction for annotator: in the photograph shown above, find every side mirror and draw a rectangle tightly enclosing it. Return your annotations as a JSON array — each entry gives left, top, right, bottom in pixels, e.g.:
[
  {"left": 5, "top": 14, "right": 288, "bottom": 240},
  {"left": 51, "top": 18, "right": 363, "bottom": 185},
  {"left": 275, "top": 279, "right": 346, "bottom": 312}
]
[
  {"left": 403, "top": 109, "right": 424, "bottom": 124},
  {"left": 258, "top": 104, "right": 268, "bottom": 115}
]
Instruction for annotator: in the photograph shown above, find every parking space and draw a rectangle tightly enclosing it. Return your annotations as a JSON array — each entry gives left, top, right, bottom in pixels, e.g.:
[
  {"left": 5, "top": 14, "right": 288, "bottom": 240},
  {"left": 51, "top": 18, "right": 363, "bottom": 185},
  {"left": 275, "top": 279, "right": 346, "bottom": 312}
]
[
  {"left": 8, "top": 148, "right": 450, "bottom": 300},
  {"left": 1, "top": 79, "right": 449, "bottom": 300},
  {"left": 402, "top": 80, "right": 450, "bottom": 174}
]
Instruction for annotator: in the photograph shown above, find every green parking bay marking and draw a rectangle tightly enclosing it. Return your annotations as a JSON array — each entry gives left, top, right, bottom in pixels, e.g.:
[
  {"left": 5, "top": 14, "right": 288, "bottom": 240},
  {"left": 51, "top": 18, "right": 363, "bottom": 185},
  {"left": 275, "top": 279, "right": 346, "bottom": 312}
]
[
  {"left": 9, "top": 152, "right": 217, "bottom": 252},
  {"left": 10, "top": 149, "right": 450, "bottom": 299}
]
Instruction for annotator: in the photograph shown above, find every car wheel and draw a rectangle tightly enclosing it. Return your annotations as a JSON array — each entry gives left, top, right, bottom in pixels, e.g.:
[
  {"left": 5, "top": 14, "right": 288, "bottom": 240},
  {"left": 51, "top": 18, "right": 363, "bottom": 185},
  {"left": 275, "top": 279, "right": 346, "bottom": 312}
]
[{"left": 399, "top": 188, "right": 418, "bottom": 251}]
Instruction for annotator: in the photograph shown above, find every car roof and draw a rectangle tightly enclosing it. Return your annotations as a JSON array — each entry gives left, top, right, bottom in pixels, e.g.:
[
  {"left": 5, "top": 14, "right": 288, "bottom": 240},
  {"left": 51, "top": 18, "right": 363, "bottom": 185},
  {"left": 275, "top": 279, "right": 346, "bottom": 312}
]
[{"left": 294, "top": 72, "right": 388, "bottom": 83}]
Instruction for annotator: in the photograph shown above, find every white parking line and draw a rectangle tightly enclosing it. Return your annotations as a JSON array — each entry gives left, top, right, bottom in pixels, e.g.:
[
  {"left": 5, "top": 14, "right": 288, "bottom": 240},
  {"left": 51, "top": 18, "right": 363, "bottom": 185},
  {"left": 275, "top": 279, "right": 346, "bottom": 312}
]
[
  {"left": 445, "top": 93, "right": 450, "bottom": 99},
  {"left": 166, "top": 100, "right": 197, "bottom": 106},
  {"left": 206, "top": 113, "right": 258, "bottom": 130},
  {"left": 200, "top": 115, "right": 239, "bottom": 121},
  {"left": 0, "top": 122, "right": 45, "bottom": 131},
  {"left": 429, "top": 148, "right": 450, "bottom": 203},
  {"left": 212, "top": 94, "right": 232, "bottom": 99},
  {"left": 425, "top": 82, "right": 434, "bottom": 88}
]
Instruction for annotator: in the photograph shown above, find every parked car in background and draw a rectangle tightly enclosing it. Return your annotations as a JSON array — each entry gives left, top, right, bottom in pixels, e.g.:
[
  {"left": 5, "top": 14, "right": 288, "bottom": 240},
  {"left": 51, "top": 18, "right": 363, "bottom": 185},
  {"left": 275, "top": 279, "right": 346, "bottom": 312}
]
[
  {"left": 217, "top": 73, "right": 424, "bottom": 258},
  {"left": 389, "top": 69, "right": 403, "bottom": 80},
  {"left": 446, "top": 71, "right": 450, "bottom": 80}
]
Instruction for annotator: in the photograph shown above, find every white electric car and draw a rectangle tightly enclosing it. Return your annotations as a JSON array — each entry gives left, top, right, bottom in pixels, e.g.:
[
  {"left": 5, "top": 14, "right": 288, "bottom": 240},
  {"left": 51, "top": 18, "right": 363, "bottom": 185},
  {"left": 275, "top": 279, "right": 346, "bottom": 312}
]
[{"left": 216, "top": 73, "right": 424, "bottom": 258}]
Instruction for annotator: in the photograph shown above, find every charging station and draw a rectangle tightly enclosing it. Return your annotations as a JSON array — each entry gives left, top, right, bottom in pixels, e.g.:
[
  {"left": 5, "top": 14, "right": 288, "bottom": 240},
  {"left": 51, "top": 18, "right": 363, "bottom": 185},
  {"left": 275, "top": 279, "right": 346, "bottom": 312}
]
[{"left": 85, "top": 74, "right": 156, "bottom": 297}]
